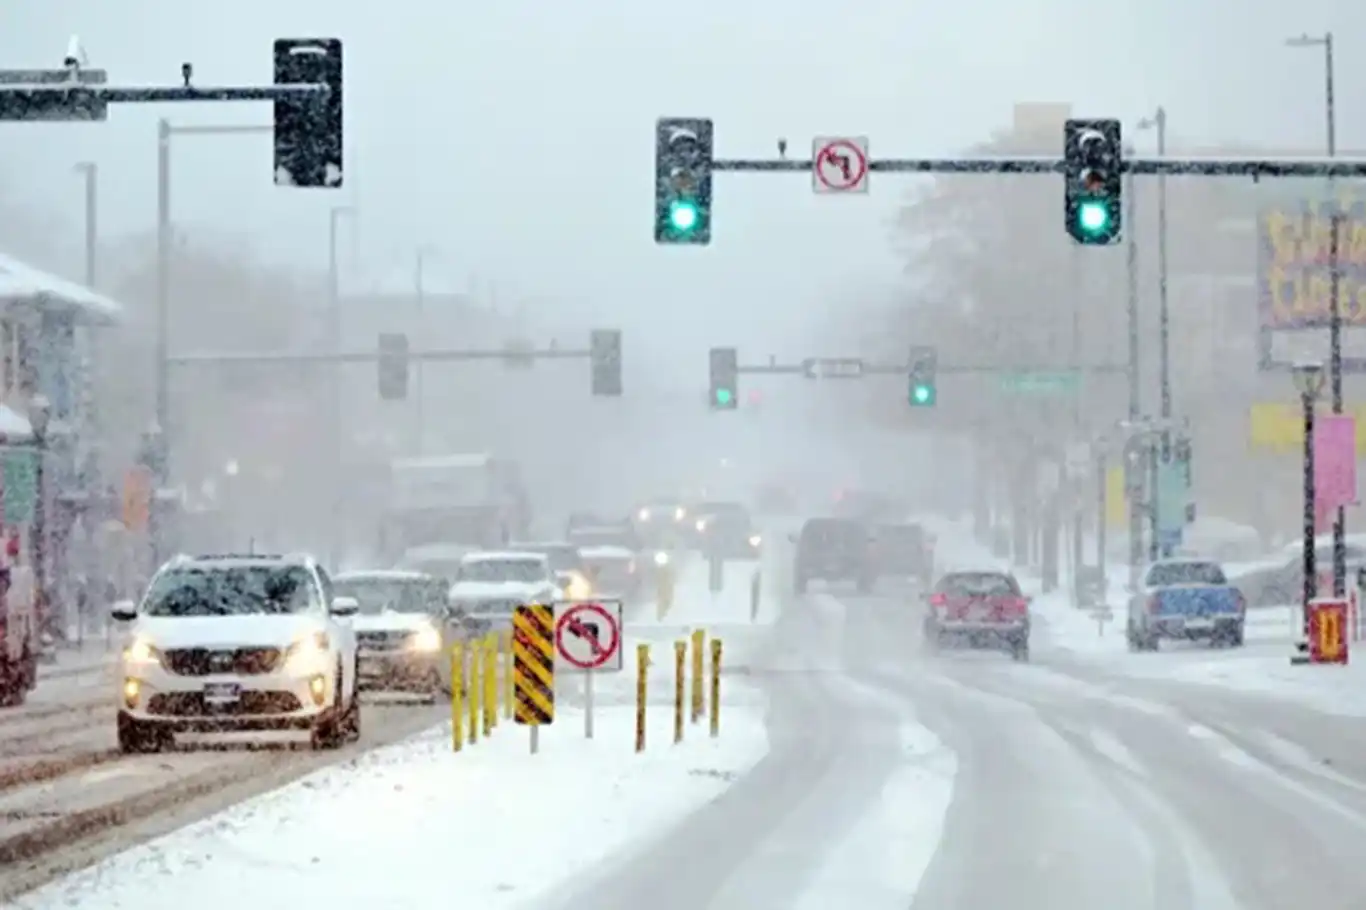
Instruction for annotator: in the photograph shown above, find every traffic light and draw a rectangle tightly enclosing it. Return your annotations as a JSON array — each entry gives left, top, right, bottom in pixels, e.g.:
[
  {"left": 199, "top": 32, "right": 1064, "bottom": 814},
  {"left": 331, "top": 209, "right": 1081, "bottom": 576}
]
[
  {"left": 908, "top": 346, "right": 937, "bottom": 407},
  {"left": 590, "top": 329, "right": 623, "bottom": 397},
  {"left": 274, "top": 38, "right": 344, "bottom": 188},
  {"left": 377, "top": 332, "right": 409, "bottom": 400},
  {"left": 655, "top": 118, "right": 713, "bottom": 245},
  {"left": 709, "top": 347, "right": 738, "bottom": 409},
  {"left": 1063, "top": 118, "right": 1122, "bottom": 244}
]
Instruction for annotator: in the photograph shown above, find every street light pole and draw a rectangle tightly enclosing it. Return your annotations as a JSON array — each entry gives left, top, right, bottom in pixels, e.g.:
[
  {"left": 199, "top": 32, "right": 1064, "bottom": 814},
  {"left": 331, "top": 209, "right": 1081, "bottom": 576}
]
[
  {"left": 327, "top": 206, "right": 354, "bottom": 566},
  {"left": 1124, "top": 153, "right": 1144, "bottom": 592},
  {"left": 414, "top": 248, "right": 427, "bottom": 454},
  {"left": 154, "top": 120, "right": 273, "bottom": 469},
  {"left": 1287, "top": 31, "right": 1344, "bottom": 596},
  {"left": 1292, "top": 362, "right": 1327, "bottom": 634},
  {"left": 73, "top": 163, "right": 98, "bottom": 288}
]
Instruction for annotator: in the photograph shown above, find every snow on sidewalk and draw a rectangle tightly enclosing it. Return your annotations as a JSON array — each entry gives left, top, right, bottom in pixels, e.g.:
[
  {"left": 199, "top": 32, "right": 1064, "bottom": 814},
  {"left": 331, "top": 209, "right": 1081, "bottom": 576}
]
[{"left": 13, "top": 703, "right": 770, "bottom": 910}]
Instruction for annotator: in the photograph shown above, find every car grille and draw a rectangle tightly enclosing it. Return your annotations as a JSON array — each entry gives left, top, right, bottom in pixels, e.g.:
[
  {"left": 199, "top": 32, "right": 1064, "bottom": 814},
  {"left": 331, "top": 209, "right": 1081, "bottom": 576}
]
[
  {"left": 357, "top": 630, "right": 412, "bottom": 651},
  {"left": 162, "top": 647, "right": 283, "bottom": 676},
  {"left": 147, "top": 691, "right": 302, "bottom": 716}
]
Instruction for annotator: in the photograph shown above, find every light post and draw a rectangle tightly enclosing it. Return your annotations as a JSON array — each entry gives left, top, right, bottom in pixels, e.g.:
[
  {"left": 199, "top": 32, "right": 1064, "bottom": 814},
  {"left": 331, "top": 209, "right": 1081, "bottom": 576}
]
[
  {"left": 1136, "top": 108, "right": 1175, "bottom": 555},
  {"left": 155, "top": 120, "right": 271, "bottom": 471},
  {"left": 1287, "top": 32, "right": 1345, "bottom": 596},
  {"left": 327, "top": 206, "right": 355, "bottom": 566},
  {"left": 72, "top": 162, "right": 98, "bottom": 288},
  {"left": 1292, "top": 361, "right": 1327, "bottom": 630},
  {"left": 28, "top": 395, "right": 50, "bottom": 643}
]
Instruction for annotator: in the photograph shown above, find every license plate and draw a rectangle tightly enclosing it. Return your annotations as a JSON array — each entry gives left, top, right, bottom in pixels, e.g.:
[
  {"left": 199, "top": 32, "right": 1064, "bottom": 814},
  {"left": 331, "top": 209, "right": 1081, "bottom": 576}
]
[
  {"left": 359, "top": 657, "right": 385, "bottom": 675},
  {"left": 1185, "top": 618, "right": 1214, "bottom": 630},
  {"left": 203, "top": 682, "right": 241, "bottom": 703}
]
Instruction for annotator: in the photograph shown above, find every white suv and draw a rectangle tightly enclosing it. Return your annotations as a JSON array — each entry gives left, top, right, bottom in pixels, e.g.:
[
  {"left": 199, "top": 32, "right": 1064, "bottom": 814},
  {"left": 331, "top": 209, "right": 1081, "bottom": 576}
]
[{"left": 110, "top": 553, "right": 361, "bottom": 753}]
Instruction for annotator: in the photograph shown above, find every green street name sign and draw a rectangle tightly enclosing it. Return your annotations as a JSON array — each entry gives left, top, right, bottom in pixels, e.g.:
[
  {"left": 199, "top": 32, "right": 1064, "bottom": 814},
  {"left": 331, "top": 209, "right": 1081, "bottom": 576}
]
[{"left": 999, "top": 371, "right": 1081, "bottom": 394}]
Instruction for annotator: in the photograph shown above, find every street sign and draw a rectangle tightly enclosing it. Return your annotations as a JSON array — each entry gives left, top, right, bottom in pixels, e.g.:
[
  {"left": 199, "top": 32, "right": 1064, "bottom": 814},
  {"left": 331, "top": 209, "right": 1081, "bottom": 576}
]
[
  {"left": 999, "top": 371, "right": 1081, "bottom": 394},
  {"left": 1, "top": 450, "right": 37, "bottom": 524},
  {"left": 554, "top": 600, "right": 623, "bottom": 671},
  {"left": 512, "top": 604, "right": 555, "bottom": 724},
  {"left": 0, "top": 69, "right": 108, "bottom": 121},
  {"left": 812, "top": 137, "right": 869, "bottom": 194},
  {"left": 800, "top": 357, "right": 864, "bottom": 379},
  {"left": 1307, "top": 598, "right": 1349, "bottom": 664}
]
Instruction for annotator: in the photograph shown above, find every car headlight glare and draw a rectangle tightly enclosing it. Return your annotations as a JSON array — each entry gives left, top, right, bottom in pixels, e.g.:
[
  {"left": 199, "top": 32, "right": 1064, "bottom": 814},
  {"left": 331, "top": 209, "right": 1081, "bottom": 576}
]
[
  {"left": 695, "top": 519, "right": 708, "bottom": 532},
  {"left": 123, "top": 638, "right": 160, "bottom": 665},
  {"left": 409, "top": 625, "right": 441, "bottom": 653},
  {"left": 638, "top": 508, "right": 651, "bottom": 521},
  {"left": 674, "top": 507, "right": 686, "bottom": 521},
  {"left": 653, "top": 550, "right": 670, "bottom": 567},
  {"left": 749, "top": 534, "right": 762, "bottom": 547},
  {"left": 568, "top": 578, "right": 592, "bottom": 599},
  {"left": 285, "top": 630, "right": 331, "bottom": 667}
]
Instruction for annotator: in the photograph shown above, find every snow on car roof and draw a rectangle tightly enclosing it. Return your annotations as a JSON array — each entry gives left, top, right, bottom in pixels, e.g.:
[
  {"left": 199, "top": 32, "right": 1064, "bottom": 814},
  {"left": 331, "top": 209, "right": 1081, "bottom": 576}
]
[
  {"left": 334, "top": 569, "right": 433, "bottom": 582},
  {"left": 510, "top": 540, "right": 575, "bottom": 550},
  {"left": 460, "top": 550, "right": 548, "bottom": 564}
]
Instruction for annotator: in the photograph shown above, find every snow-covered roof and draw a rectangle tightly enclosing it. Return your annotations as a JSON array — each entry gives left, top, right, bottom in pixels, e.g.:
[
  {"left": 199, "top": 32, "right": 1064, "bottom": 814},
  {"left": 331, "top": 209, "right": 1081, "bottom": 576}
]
[
  {"left": 0, "top": 252, "right": 123, "bottom": 326},
  {"left": 461, "top": 550, "right": 548, "bottom": 564},
  {"left": 335, "top": 569, "right": 431, "bottom": 582},
  {"left": 392, "top": 453, "right": 491, "bottom": 470},
  {"left": 0, "top": 404, "right": 33, "bottom": 444}
]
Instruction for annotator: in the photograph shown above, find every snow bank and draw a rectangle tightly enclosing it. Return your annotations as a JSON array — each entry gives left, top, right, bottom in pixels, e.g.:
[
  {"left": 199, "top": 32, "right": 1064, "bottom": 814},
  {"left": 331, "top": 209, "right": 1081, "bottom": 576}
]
[{"left": 15, "top": 703, "right": 769, "bottom": 910}]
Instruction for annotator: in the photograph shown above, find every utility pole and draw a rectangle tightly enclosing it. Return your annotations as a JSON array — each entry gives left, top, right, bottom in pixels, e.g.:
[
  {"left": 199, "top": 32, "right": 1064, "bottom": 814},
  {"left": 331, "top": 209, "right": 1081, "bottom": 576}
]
[
  {"left": 327, "top": 205, "right": 354, "bottom": 566},
  {"left": 1124, "top": 157, "right": 1144, "bottom": 592}
]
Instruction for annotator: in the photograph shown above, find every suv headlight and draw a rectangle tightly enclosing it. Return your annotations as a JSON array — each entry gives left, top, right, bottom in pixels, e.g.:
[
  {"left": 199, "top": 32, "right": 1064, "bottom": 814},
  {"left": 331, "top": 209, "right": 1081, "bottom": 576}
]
[
  {"left": 285, "top": 630, "right": 331, "bottom": 669},
  {"left": 653, "top": 550, "right": 670, "bottom": 567},
  {"left": 408, "top": 624, "right": 441, "bottom": 653},
  {"left": 749, "top": 534, "right": 762, "bottom": 547},
  {"left": 123, "top": 637, "right": 162, "bottom": 667}
]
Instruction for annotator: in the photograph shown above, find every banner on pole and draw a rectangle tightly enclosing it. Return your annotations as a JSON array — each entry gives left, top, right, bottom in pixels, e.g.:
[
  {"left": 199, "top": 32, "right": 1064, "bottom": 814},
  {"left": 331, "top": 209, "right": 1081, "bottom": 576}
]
[{"left": 1314, "top": 414, "right": 1358, "bottom": 512}]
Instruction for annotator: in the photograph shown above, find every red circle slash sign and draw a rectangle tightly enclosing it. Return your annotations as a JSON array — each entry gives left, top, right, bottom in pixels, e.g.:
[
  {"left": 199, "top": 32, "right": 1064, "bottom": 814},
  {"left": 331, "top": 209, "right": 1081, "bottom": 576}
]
[
  {"left": 814, "top": 139, "right": 867, "bottom": 191},
  {"left": 555, "top": 602, "right": 619, "bottom": 670}
]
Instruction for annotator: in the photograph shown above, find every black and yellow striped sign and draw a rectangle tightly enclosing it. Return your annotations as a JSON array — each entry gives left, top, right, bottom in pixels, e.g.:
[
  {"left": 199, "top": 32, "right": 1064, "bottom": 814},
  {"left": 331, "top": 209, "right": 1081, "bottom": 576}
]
[{"left": 512, "top": 604, "right": 555, "bottom": 724}]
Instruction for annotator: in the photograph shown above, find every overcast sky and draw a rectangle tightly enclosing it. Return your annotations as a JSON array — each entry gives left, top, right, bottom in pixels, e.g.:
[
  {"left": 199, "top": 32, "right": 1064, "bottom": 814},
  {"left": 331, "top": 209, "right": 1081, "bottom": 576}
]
[{"left": 2, "top": 0, "right": 1359, "bottom": 383}]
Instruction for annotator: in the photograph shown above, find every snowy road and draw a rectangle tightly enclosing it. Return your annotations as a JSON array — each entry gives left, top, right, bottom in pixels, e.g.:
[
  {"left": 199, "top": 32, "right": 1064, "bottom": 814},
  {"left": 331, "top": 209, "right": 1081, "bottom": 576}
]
[{"left": 549, "top": 569, "right": 1366, "bottom": 910}]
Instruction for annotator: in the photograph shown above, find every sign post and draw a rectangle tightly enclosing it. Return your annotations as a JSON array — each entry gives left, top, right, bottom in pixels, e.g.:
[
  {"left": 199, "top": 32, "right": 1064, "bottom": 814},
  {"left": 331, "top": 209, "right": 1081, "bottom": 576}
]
[
  {"left": 512, "top": 604, "right": 556, "bottom": 754},
  {"left": 553, "top": 600, "right": 624, "bottom": 740},
  {"left": 1307, "top": 597, "right": 1350, "bottom": 664}
]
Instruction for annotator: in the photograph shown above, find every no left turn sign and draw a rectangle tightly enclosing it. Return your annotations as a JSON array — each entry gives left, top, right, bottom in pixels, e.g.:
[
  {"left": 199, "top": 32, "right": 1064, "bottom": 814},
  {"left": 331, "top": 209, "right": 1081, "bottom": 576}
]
[
  {"left": 554, "top": 601, "right": 623, "bottom": 672},
  {"left": 812, "top": 136, "right": 869, "bottom": 194}
]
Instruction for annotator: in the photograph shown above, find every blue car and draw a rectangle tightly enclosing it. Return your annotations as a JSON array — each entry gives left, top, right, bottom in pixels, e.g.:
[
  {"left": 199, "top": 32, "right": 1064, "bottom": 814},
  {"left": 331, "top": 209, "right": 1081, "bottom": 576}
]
[{"left": 1127, "top": 558, "right": 1245, "bottom": 651}]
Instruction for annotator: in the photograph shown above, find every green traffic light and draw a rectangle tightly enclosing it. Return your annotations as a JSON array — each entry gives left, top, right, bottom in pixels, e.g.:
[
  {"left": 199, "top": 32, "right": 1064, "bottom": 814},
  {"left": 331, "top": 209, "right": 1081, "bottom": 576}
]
[
  {"left": 1076, "top": 200, "right": 1110, "bottom": 235},
  {"left": 669, "top": 200, "right": 699, "bottom": 232},
  {"left": 715, "top": 388, "right": 733, "bottom": 406},
  {"left": 911, "top": 384, "right": 936, "bottom": 406}
]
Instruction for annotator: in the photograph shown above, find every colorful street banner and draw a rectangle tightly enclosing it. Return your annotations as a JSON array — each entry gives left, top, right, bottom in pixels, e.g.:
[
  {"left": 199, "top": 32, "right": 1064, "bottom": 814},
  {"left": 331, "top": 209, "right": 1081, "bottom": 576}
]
[
  {"left": 1258, "top": 193, "right": 1366, "bottom": 371},
  {"left": 1249, "top": 402, "right": 1366, "bottom": 452},
  {"left": 1156, "top": 461, "right": 1189, "bottom": 536},
  {"left": 1314, "top": 414, "right": 1358, "bottom": 512}
]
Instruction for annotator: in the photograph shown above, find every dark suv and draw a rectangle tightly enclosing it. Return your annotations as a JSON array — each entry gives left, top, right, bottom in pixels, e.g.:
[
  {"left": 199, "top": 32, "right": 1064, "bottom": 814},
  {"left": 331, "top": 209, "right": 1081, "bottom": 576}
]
[{"left": 793, "top": 518, "right": 875, "bottom": 594}]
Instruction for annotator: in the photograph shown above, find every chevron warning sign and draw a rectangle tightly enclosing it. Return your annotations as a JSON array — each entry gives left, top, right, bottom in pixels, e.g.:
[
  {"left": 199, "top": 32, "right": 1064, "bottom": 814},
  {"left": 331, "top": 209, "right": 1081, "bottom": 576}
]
[{"left": 512, "top": 604, "right": 555, "bottom": 724}]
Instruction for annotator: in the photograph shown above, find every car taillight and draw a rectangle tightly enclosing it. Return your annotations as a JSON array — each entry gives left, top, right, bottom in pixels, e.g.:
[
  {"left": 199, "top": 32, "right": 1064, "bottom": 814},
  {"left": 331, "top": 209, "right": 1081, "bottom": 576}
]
[
  {"left": 1006, "top": 597, "right": 1028, "bottom": 615},
  {"left": 1146, "top": 595, "right": 1161, "bottom": 614},
  {"left": 1234, "top": 590, "right": 1246, "bottom": 612},
  {"left": 929, "top": 593, "right": 948, "bottom": 607}
]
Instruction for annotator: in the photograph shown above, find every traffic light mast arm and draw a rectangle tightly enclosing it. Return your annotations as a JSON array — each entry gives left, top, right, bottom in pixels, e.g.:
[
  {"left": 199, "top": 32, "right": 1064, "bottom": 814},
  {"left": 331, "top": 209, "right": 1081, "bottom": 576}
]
[
  {"left": 0, "top": 83, "right": 327, "bottom": 106},
  {"left": 711, "top": 155, "right": 1366, "bottom": 178},
  {"left": 167, "top": 346, "right": 594, "bottom": 366}
]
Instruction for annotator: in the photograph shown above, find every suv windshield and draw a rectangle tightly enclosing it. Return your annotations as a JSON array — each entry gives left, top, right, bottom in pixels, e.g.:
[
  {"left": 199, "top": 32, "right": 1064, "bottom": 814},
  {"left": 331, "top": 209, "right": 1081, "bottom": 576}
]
[
  {"left": 937, "top": 573, "right": 1019, "bottom": 597},
  {"left": 1146, "top": 561, "right": 1227, "bottom": 586},
  {"left": 334, "top": 578, "right": 444, "bottom": 615},
  {"left": 569, "top": 528, "right": 638, "bottom": 550},
  {"left": 457, "top": 558, "right": 547, "bottom": 583},
  {"left": 143, "top": 565, "right": 319, "bottom": 617},
  {"left": 801, "top": 519, "right": 866, "bottom": 551},
  {"left": 509, "top": 544, "right": 581, "bottom": 573}
]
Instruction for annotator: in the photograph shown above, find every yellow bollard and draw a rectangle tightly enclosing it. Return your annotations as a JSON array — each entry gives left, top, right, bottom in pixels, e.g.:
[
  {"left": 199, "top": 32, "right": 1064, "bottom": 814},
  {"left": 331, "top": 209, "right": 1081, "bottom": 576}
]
[
  {"left": 482, "top": 633, "right": 497, "bottom": 735},
  {"left": 710, "top": 638, "right": 722, "bottom": 738},
  {"left": 690, "top": 628, "right": 705, "bottom": 723},
  {"left": 468, "top": 636, "right": 481, "bottom": 745},
  {"left": 502, "top": 630, "right": 514, "bottom": 720},
  {"left": 635, "top": 643, "right": 650, "bottom": 753},
  {"left": 673, "top": 640, "right": 686, "bottom": 744},
  {"left": 450, "top": 643, "right": 464, "bottom": 752}
]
